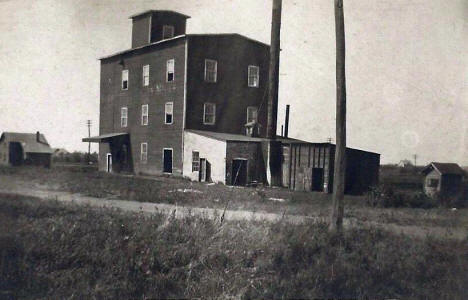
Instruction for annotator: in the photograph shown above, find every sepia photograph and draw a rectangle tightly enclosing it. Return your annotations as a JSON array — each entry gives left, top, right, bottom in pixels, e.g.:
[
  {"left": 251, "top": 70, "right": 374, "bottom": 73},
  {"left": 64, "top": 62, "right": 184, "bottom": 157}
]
[{"left": 0, "top": 0, "right": 467, "bottom": 298}]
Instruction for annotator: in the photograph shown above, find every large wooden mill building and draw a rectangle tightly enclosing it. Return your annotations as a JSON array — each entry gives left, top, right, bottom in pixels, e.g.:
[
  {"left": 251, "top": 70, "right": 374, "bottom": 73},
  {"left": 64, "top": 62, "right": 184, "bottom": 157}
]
[{"left": 84, "top": 9, "right": 380, "bottom": 194}]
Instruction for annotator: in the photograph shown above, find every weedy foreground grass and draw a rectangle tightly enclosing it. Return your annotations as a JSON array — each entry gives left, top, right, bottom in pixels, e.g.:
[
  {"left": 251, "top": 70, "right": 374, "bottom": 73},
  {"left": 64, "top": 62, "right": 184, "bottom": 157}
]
[{"left": 1, "top": 194, "right": 467, "bottom": 299}]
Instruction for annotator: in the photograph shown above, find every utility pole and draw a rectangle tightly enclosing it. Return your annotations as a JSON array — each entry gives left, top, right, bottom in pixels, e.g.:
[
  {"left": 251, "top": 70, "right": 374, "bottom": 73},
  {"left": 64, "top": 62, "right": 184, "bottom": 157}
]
[
  {"left": 413, "top": 154, "right": 417, "bottom": 167},
  {"left": 266, "top": 0, "right": 282, "bottom": 139},
  {"left": 86, "top": 120, "right": 92, "bottom": 164},
  {"left": 263, "top": 0, "right": 283, "bottom": 186},
  {"left": 330, "top": 0, "right": 347, "bottom": 232}
]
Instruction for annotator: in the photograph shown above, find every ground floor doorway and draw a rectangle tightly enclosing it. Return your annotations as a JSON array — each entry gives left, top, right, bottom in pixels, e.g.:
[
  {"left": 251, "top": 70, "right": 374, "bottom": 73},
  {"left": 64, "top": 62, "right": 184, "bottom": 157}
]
[
  {"left": 163, "top": 149, "right": 173, "bottom": 173},
  {"left": 106, "top": 153, "right": 112, "bottom": 172},
  {"left": 311, "top": 168, "right": 324, "bottom": 191},
  {"left": 232, "top": 159, "right": 248, "bottom": 186},
  {"left": 9, "top": 142, "right": 23, "bottom": 166}
]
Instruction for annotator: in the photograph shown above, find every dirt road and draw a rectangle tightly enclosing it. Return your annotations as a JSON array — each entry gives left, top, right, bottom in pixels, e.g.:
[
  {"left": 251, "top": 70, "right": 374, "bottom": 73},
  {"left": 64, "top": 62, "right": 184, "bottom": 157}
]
[{"left": 2, "top": 185, "right": 467, "bottom": 241}]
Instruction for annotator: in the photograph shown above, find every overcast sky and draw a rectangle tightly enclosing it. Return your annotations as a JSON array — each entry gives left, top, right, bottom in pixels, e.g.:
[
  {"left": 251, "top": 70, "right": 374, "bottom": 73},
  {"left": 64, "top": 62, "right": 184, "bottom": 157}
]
[{"left": 0, "top": 0, "right": 466, "bottom": 165}]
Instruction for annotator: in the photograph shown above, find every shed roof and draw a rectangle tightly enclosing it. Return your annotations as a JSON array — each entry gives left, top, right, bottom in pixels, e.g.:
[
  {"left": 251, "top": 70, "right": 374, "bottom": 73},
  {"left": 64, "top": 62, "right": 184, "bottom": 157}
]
[
  {"left": 186, "top": 130, "right": 312, "bottom": 144},
  {"left": 422, "top": 162, "right": 465, "bottom": 176},
  {"left": 0, "top": 132, "right": 53, "bottom": 154},
  {"left": 129, "top": 10, "right": 191, "bottom": 19},
  {"left": 82, "top": 132, "right": 129, "bottom": 143}
]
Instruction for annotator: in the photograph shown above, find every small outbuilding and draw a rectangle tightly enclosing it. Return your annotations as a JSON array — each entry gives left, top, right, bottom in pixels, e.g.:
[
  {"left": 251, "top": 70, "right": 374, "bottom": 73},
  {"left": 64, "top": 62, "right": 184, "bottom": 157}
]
[
  {"left": 0, "top": 132, "right": 53, "bottom": 168},
  {"left": 421, "top": 162, "right": 465, "bottom": 197}
]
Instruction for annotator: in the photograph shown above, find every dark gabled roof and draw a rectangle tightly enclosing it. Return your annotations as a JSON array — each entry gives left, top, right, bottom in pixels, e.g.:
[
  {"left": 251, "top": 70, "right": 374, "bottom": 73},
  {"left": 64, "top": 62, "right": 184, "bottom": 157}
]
[
  {"left": 0, "top": 132, "right": 53, "bottom": 154},
  {"left": 129, "top": 10, "right": 191, "bottom": 19},
  {"left": 422, "top": 162, "right": 465, "bottom": 176},
  {"left": 99, "top": 33, "right": 269, "bottom": 60}
]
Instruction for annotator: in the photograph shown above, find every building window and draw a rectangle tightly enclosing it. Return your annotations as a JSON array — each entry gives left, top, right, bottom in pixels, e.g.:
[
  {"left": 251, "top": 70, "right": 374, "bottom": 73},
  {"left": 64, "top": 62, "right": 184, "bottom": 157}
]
[
  {"left": 247, "top": 106, "right": 258, "bottom": 123},
  {"left": 192, "top": 151, "right": 200, "bottom": 172},
  {"left": 142, "top": 65, "right": 149, "bottom": 86},
  {"left": 141, "top": 104, "right": 148, "bottom": 126},
  {"left": 204, "top": 59, "right": 218, "bottom": 83},
  {"left": 141, "top": 143, "right": 148, "bottom": 163},
  {"left": 165, "top": 102, "right": 173, "bottom": 124},
  {"left": 121, "top": 107, "right": 128, "bottom": 127},
  {"left": 248, "top": 65, "right": 259, "bottom": 87},
  {"left": 203, "top": 103, "right": 216, "bottom": 125},
  {"left": 428, "top": 179, "right": 439, "bottom": 188},
  {"left": 122, "top": 70, "right": 129, "bottom": 90},
  {"left": 162, "top": 25, "right": 175, "bottom": 39},
  {"left": 167, "top": 59, "right": 175, "bottom": 82}
]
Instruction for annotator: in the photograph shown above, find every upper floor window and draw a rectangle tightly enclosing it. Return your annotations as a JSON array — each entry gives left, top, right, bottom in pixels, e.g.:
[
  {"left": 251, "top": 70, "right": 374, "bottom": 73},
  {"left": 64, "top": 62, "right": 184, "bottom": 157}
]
[
  {"left": 141, "top": 104, "right": 148, "bottom": 126},
  {"left": 141, "top": 143, "right": 148, "bottom": 163},
  {"left": 203, "top": 103, "right": 216, "bottom": 125},
  {"left": 167, "top": 59, "right": 175, "bottom": 82},
  {"left": 165, "top": 102, "right": 173, "bottom": 124},
  {"left": 247, "top": 106, "right": 258, "bottom": 123},
  {"left": 121, "top": 107, "right": 128, "bottom": 127},
  {"left": 162, "top": 25, "right": 175, "bottom": 39},
  {"left": 122, "top": 70, "right": 129, "bottom": 90},
  {"left": 248, "top": 65, "right": 259, "bottom": 87},
  {"left": 204, "top": 59, "right": 218, "bottom": 83},
  {"left": 142, "top": 65, "right": 149, "bottom": 86}
]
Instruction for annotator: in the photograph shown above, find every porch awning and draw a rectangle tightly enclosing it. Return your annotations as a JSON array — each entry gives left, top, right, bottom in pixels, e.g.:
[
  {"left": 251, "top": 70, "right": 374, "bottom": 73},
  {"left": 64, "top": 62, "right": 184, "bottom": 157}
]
[{"left": 82, "top": 132, "right": 128, "bottom": 143}]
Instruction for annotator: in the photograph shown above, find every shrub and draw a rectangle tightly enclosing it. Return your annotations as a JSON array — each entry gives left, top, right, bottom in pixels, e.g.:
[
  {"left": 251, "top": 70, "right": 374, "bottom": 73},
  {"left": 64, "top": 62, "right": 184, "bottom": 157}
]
[{"left": 366, "top": 184, "right": 436, "bottom": 208}]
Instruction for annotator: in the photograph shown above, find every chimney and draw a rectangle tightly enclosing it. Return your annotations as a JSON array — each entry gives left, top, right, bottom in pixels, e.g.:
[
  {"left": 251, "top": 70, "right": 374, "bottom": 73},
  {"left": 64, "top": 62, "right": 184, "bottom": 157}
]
[
  {"left": 36, "top": 131, "right": 40, "bottom": 142},
  {"left": 284, "top": 104, "right": 290, "bottom": 138}
]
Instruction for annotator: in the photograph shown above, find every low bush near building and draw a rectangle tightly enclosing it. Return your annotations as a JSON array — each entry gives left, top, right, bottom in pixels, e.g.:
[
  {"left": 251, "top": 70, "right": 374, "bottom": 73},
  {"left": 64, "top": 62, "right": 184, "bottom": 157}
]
[
  {"left": 366, "top": 184, "right": 437, "bottom": 208},
  {"left": 1, "top": 194, "right": 467, "bottom": 299}
]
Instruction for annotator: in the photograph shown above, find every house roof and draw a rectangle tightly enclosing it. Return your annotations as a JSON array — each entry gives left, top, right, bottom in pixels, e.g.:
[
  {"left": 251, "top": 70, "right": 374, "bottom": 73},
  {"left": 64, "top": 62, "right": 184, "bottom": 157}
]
[
  {"left": 99, "top": 33, "right": 269, "bottom": 60},
  {"left": 0, "top": 132, "right": 54, "bottom": 154},
  {"left": 422, "top": 162, "right": 465, "bottom": 176},
  {"left": 129, "top": 10, "right": 191, "bottom": 19}
]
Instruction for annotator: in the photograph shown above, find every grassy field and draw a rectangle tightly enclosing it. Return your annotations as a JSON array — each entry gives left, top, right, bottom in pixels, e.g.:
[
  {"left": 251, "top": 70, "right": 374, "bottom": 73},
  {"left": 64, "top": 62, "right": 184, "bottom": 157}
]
[
  {"left": 1, "top": 165, "right": 467, "bottom": 231},
  {"left": 1, "top": 194, "right": 467, "bottom": 299}
]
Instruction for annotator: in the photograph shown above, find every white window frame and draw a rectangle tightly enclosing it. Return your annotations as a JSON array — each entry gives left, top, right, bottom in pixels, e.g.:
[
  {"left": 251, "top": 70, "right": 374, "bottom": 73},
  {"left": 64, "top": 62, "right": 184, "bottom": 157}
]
[
  {"left": 165, "top": 102, "right": 174, "bottom": 125},
  {"left": 142, "top": 65, "right": 149, "bottom": 86},
  {"left": 141, "top": 104, "right": 148, "bottom": 126},
  {"left": 192, "top": 151, "right": 200, "bottom": 172},
  {"left": 162, "top": 25, "right": 175, "bottom": 39},
  {"left": 204, "top": 59, "right": 218, "bottom": 83},
  {"left": 121, "top": 107, "right": 128, "bottom": 127},
  {"left": 203, "top": 103, "right": 216, "bottom": 125},
  {"left": 246, "top": 106, "right": 258, "bottom": 123},
  {"left": 248, "top": 65, "right": 260, "bottom": 87},
  {"left": 167, "top": 59, "right": 175, "bottom": 82},
  {"left": 163, "top": 148, "right": 173, "bottom": 174},
  {"left": 122, "top": 70, "right": 129, "bottom": 90},
  {"left": 141, "top": 143, "right": 148, "bottom": 163}
]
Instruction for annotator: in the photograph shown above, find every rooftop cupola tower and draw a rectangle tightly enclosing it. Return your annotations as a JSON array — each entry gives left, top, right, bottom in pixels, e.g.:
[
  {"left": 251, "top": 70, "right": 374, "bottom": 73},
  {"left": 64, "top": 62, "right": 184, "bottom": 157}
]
[{"left": 129, "top": 10, "right": 190, "bottom": 48}]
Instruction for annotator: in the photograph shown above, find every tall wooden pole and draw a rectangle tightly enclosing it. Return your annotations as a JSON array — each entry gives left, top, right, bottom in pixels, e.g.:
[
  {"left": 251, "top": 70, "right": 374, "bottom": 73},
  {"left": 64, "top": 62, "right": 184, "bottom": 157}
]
[
  {"left": 266, "top": 0, "right": 282, "bottom": 139},
  {"left": 330, "top": 0, "right": 347, "bottom": 231}
]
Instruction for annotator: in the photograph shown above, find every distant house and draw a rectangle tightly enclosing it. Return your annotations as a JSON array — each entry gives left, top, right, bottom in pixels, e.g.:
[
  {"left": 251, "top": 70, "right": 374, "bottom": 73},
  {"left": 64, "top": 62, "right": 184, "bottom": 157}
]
[
  {"left": 421, "top": 162, "right": 465, "bottom": 197},
  {"left": 0, "top": 132, "right": 53, "bottom": 168},
  {"left": 53, "top": 148, "right": 69, "bottom": 156}
]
